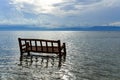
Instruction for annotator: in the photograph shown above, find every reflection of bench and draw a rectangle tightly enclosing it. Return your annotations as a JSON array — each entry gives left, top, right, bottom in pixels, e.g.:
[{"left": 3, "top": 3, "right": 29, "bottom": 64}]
[{"left": 18, "top": 38, "right": 66, "bottom": 66}]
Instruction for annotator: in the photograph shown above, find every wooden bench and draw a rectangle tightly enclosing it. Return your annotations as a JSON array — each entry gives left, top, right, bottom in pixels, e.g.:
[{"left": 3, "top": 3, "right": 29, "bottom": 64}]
[{"left": 18, "top": 38, "right": 66, "bottom": 66}]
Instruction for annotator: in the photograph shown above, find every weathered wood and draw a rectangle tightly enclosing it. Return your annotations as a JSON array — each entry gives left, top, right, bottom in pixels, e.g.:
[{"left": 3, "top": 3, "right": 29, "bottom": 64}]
[
  {"left": 30, "top": 40, "right": 32, "bottom": 50},
  {"left": 20, "top": 38, "right": 58, "bottom": 42},
  {"left": 35, "top": 40, "right": 37, "bottom": 51},
  {"left": 18, "top": 38, "right": 66, "bottom": 66},
  {"left": 51, "top": 42, "right": 54, "bottom": 52},
  {"left": 18, "top": 38, "right": 23, "bottom": 61},
  {"left": 58, "top": 40, "right": 62, "bottom": 66},
  {"left": 63, "top": 43, "right": 66, "bottom": 60},
  {"left": 26, "top": 46, "right": 62, "bottom": 53},
  {"left": 40, "top": 40, "right": 43, "bottom": 51},
  {"left": 46, "top": 41, "right": 48, "bottom": 52}
]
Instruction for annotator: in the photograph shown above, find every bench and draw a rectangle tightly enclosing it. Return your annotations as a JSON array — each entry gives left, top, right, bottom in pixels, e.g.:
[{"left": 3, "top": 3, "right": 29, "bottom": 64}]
[{"left": 18, "top": 38, "right": 66, "bottom": 66}]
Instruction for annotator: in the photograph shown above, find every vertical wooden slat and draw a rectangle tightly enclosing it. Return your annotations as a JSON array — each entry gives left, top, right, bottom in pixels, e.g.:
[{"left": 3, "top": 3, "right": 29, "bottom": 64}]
[
  {"left": 24, "top": 39, "right": 28, "bottom": 51},
  {"left": 46, "top": 41, "right": 48, "bottom": 52},
  {"left": 35, "top": 40, "right": 37, "bottom": 51},
  {"left": 51, "top": 42, "right": 54, "bottom": 52},
  {"left": 25, "top": 39, "right": 27, "bottom": 45},
  {"left": 40, "top": 40, "right": 43, "bottom": 51},
  {"left": 24, "top": 39, "right": 27, "bottom": 52},
  {"left": 30, "top": 40, "right": 32, "bottom": 50}
]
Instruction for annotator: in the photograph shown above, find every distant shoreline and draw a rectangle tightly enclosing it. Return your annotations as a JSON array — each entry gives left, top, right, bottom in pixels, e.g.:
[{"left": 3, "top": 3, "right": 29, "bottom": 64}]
[{"left": 0, "top": 25, "right": 120, "bottom": 31}]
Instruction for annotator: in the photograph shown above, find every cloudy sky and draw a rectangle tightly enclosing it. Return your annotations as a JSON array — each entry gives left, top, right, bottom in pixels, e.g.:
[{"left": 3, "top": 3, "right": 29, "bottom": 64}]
[{"left": 0, "top": 0, "right": 120, "bottom": 28}]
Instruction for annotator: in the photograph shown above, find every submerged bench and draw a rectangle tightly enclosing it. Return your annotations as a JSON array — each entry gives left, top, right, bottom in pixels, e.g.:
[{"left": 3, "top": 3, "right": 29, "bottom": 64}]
[{"left": 18, "top": 38, "right": 66, "bottom": 65}]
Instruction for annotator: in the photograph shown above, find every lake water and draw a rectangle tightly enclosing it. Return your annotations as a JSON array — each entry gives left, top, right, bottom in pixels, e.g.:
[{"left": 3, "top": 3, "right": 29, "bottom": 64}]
[{"left": 0, "top": 31, "right": 120, "bottom": 80}]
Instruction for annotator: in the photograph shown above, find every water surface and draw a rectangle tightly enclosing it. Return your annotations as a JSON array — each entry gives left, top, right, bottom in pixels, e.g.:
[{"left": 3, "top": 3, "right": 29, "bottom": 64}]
[{"left": 0, "top": 31, "right": 120, "bottom": 80}]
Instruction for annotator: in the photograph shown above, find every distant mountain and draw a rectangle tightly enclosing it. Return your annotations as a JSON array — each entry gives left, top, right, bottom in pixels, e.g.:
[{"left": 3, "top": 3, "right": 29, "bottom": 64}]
[
  {"left": 0, "top": 25, "right": 120, "bottom": 31},
  {"left": 0, "top": 25, "right": 47, "bottom": 31},
  {"left": 50, "top": 26, "right": 120, "bottom": 31},
  {"left": 85, "top": 26, "right": 120, "bottom": 31},
  {"left": 47, "top": 26, "right": 120, "bottom": 31}
]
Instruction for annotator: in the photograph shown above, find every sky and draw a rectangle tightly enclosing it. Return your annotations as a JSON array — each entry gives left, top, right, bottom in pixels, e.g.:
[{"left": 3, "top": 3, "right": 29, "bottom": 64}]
[{"left": 0, "top": 0, "right": 120, "bottom": 28}]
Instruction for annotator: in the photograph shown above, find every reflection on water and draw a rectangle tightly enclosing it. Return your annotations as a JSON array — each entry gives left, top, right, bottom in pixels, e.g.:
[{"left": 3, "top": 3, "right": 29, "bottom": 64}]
[
  {"left": 19, "top": 54, "right": 63, "bottom": 68},
  {"left": 0, "top": 54, "right": 73, "bottom": 80},
  {"left": 0, "top": 31, "right": 120, "bottom": 80},
  {"left": 18, "top": 55, "right": 67, "bottom": 80},
  {"left": 0, "top": 31, "right": 75, "bottom": 80}
]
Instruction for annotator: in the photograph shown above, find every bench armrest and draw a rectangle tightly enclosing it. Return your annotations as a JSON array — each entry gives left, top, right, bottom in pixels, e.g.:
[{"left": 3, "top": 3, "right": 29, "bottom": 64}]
[
  {"left": 61, "top": 43, "right": 65, "bottom": 50},
  {"left": 21, "top": 42, "right": 29, "bottom": 49},
  {"left": 61, "top": 43, "right": 66, "bottom": 59}
]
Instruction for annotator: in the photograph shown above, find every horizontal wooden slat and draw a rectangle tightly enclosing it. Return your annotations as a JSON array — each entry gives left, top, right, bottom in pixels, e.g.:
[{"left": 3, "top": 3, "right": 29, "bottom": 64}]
[
  {"left": 20, "top": 38, "right": 59, "bottom": 43},
  {"left": 27, "top": 46, "right": 60, "bottom": 53}
]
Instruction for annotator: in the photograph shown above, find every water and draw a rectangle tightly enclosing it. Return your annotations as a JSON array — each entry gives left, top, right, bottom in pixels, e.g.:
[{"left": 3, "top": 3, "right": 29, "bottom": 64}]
[{"left": 0, "top": 31, "right": 120, "bottom": 80}]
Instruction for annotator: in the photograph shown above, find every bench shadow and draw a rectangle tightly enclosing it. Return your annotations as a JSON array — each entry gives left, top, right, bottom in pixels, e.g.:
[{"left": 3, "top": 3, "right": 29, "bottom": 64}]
[{"left": 19, "top": 54, "right": 65, "bottom": 69}]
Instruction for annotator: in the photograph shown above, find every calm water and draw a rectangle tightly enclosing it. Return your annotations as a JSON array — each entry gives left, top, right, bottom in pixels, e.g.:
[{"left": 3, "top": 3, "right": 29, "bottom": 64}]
[{"left": 0, "top": 31, "right": 120, "bottom": 80}]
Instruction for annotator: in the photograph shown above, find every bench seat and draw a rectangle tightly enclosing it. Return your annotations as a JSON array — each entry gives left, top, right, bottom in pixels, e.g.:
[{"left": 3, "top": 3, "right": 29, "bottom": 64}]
[{"left": 22, "top": 46, "right": 63, "bottom": 53}]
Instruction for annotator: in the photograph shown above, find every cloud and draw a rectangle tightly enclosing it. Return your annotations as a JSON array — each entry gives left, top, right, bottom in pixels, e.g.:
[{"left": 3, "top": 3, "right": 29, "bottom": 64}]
[
  {"left": 0, "top": 13, "right": 65, "bottom": 28},
  {"left": 109, "top": 22, "right": 120, "bottom": 26},
  {"left": 10, "top": 0, "right": 120, "bottom": 17},
  {"left": 0, "top": 0, "right": 120, "bottom": 27},
  {"left": 10, "top": 0, "right": 65, "bottom": 15},
  {"left": 10, "top": 0, "right": 104, "bottom": 16}
]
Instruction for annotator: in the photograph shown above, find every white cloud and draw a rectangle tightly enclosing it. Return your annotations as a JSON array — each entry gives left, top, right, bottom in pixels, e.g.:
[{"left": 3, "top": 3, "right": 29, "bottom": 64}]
[
  {"left": 0, "top": 18, "right": 36, "bottom": 25},
  {"left": 10, "top": 0, "right": 120, "bottom": 16},
  {"left": 1, "top": 0, "right": 119, "bottom": 27},
  {"left": 109, "top": 22, "right": 120, "bottom": 26},
  {"left": 0, "top": 15, "right": 66, "bottom": 28},
  {"left": 10, "top": 0, "right": 65, "bottom": 15},
  {"left": 10, "top": 0, "right": 103, "bottom": 16}
]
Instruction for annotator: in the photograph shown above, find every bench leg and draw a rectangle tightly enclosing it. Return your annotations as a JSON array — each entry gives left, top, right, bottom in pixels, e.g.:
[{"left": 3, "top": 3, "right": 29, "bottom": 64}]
[
  {"left": 58, "top": 55, "right": 62, "bottom": 67},
  {"left": 27, "top": 51, "right": 30, "bottom": 56},
  {"left": 63, "top": 45, "right": 66, "bottom": 61},
  {"left": 20, "top": 55, "right": 23, "bottom": 61},
  {"left": 20, "top": 52, "right": 23, "bottom": 61},
  {"left": 63, "top": 52, "right": 66, "bottom": 61}
]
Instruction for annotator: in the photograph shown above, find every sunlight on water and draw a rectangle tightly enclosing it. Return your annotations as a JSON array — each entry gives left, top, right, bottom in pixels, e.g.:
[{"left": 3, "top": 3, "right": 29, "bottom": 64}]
[{"left": 0, "top": 31, "right": 120, "bottom": 80}]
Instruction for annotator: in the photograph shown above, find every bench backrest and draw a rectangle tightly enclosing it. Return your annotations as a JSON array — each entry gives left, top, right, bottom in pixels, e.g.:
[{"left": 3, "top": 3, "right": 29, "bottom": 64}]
[{"left": 18, "top": 38, "right": 61, "bottom": 53}]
